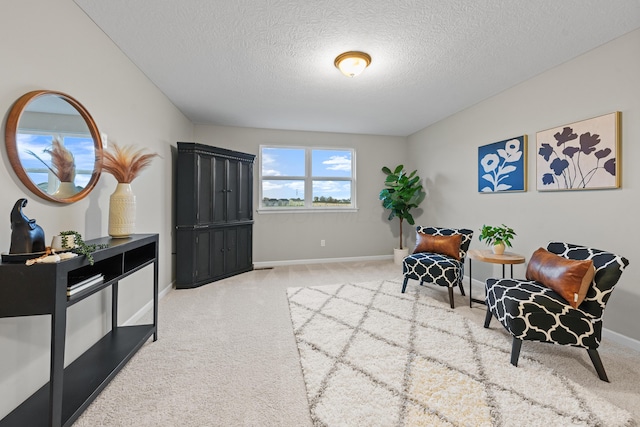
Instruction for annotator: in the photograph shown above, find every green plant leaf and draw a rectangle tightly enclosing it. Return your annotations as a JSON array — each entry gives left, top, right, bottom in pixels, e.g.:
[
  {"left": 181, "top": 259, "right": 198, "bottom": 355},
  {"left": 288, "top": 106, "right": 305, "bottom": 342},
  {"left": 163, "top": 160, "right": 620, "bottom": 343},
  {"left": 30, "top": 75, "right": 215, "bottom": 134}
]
[
  {"left": 58, "top": 230, "right": 108, "bottom": 265},
  {"left": 406, "top": 213, "right": 415, "bottom": 225},
  {"left": 478, "top": 224, "right": 516, "bottom": 247},
  {"left": 380, "top": 165, "right": 427, "bottom": 248}
]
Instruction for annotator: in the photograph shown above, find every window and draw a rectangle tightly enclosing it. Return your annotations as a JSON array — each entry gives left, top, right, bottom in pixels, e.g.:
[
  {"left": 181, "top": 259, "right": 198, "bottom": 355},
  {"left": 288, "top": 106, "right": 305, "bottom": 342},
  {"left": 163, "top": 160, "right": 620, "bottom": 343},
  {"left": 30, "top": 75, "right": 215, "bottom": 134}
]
[
  {"left": 259, "top": 146, "right": 356, "bottom": 211},
  {"left": 16, "top": 132, "right": 95, "bottom": 192}
]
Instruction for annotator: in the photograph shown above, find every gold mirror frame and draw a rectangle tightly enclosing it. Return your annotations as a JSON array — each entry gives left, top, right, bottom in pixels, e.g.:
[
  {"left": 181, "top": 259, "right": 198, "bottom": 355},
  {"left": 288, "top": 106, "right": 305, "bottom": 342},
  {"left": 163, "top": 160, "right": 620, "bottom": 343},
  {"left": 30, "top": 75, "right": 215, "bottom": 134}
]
[{"left": 5, "top": 90, "right": 102, "bottom": 203}]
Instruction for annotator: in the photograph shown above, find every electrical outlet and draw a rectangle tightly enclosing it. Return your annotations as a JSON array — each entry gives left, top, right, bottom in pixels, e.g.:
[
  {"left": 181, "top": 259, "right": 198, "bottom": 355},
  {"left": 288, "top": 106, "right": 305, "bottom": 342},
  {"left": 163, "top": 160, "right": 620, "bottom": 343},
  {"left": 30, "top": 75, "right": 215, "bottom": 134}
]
[{"left": 320, "top": 240, "right": 326, "bottom": 247}]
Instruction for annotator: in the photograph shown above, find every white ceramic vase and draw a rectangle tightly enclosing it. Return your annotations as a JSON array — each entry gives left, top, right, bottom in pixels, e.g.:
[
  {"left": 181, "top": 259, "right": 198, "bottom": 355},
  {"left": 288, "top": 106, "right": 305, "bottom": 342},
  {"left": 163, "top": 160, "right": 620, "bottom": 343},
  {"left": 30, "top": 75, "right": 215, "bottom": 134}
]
[
  {"left": 394, "top": 247, "right": 409, "bottom": 265},
  {"left": 109, "top": 183, "right": 136, "bottom": 238},
  {"left": 52, "top": 181, "right": 77, "bottom": 198},
  {"left": 492, "top": 242, "right": 505, "bottom": 255}
]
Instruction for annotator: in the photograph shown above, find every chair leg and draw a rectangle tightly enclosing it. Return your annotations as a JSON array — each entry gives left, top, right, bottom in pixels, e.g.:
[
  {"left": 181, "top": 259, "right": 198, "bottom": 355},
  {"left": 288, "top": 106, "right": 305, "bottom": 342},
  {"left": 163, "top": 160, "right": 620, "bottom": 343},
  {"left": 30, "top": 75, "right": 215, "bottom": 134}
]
[
  {"left": 511, "top": 337, "right": 522, "bottom": 366},
  {"left": 401, "top": 277, "right": 409, "bottom": 293},
  {"left": 587, "top": 349, "right": 610, "bottom": 382},
  {"left": 483, "top": 308, "right": 492, "bottom": 328},
  {"left": 448, "top": 287, "right": 455, "bottom": 309},
  {"left": 458, "top": 281, "right": 466, "bottom": 296}
]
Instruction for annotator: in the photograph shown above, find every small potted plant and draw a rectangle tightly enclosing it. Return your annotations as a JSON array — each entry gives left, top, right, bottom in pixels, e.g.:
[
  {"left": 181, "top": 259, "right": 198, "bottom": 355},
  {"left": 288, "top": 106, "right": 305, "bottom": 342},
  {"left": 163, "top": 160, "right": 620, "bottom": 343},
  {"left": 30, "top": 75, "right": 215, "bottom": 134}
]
[
  {"left": 379, "top": 165, "right": 426, "bottom": 264},
  {"left": 478, "top": 224, "right": 516, "bottom": 255},
  {"left": 55, "top": 230, "right": 108, "bottom": 265}
]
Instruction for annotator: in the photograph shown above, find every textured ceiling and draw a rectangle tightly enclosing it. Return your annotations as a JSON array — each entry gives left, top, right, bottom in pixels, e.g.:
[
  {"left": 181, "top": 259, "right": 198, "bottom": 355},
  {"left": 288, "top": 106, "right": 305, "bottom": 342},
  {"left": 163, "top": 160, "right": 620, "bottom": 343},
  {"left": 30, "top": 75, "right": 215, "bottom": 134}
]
[{"left": 74, "top": 0, "right": 640, "bottom": 136}]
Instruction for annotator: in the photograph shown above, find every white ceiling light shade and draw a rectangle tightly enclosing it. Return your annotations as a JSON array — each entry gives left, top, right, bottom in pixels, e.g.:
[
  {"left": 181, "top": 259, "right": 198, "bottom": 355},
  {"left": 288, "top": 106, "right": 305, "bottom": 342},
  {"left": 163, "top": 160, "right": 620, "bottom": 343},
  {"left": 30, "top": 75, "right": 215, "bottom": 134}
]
[{"left": 334, "top": 51, "right": 371, "bottom": 77}]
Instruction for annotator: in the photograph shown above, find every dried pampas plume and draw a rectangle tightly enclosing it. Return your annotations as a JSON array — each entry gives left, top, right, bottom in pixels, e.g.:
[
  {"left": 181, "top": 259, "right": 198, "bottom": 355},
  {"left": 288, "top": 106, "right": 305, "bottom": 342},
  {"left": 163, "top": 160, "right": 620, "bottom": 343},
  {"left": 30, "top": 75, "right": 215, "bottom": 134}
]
[
  {"left": 99, "top": 142, "right": 159, "bottom": 183},
  {"left": 27, "top": 137, "right": 76, "bottom": 182}
]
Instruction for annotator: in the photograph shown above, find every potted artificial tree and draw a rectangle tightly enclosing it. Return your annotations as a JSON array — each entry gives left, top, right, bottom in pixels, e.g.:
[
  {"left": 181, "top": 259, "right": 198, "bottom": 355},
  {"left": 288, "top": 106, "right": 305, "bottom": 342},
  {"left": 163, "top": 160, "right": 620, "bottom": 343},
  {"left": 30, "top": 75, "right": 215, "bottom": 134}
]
[
  {"left": 478, "top": 224, "right": 516, "bottom": 255},
  {"left": 379, "top": 165, "right": 426, "bottom": 264}
]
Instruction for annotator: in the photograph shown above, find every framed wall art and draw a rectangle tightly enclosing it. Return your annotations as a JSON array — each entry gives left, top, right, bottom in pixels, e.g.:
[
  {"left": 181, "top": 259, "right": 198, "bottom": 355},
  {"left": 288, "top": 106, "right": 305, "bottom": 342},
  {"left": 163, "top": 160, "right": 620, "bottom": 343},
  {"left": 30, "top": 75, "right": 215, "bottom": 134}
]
[
  {"left": 478, "top": 135, "right": 527, "bottom": 193},
  {"left": 536, "top": 112, "right": 620, "bottom": 191}
]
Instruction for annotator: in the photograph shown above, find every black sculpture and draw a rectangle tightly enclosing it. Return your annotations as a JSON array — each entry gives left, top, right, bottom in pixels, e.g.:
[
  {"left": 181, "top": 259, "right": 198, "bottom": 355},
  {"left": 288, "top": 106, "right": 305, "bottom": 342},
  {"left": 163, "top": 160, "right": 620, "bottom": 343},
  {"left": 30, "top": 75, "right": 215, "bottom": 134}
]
[{"left": 10, "top": 199, "right": 45, "bottom": 254}]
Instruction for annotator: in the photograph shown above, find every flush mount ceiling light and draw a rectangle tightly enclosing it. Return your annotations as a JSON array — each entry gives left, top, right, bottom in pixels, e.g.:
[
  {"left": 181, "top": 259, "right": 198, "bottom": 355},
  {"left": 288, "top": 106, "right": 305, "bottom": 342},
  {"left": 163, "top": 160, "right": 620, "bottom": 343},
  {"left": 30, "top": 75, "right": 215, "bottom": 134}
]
[{"left": 334, "top": 51, "right": 371, "bottom": 77}]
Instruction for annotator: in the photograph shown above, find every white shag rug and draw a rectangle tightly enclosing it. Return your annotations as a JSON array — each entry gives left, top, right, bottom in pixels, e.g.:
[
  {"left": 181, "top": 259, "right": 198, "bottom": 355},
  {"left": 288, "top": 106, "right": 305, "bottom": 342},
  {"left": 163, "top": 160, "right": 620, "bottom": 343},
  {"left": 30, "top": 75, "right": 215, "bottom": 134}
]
[{"left": 287, "top": 279, "right": 634, "bottom": 427}]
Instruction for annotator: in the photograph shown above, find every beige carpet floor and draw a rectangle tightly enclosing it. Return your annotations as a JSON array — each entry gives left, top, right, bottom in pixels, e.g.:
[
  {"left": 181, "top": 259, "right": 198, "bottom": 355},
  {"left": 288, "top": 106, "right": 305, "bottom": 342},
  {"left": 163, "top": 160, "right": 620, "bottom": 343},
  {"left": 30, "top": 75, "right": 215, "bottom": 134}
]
[{"left": 74, "top": 260, "right": 640, "bottom": 426}]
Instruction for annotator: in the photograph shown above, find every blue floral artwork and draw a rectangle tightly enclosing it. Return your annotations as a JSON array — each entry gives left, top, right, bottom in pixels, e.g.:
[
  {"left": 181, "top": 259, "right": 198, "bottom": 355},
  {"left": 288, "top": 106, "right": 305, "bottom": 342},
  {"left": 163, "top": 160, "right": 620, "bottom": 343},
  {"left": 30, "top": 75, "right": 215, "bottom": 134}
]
[
  {"left": 478, "top": 136, "right": 526, "bottom": 193},
  {"left": 536, "top": 112, "right": 620, "bottom": 191}
]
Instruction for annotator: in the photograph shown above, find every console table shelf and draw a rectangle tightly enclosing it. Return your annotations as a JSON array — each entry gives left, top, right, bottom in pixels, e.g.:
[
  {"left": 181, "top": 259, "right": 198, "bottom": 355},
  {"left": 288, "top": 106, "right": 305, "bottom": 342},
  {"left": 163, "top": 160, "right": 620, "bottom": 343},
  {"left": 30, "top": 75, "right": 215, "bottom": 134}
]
[{"left": 0, "top": 234, "right": 159, "bottom": 427}]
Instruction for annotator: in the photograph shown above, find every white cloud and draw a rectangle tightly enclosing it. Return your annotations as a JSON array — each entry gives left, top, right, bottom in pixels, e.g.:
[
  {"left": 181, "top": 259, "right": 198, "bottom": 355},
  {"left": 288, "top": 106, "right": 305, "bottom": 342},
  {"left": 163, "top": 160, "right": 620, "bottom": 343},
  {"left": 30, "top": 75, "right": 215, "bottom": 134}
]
[
  {"left": 262, "top": 181, "right": 284, "bottom": 191},
  {"left": 323, "top": 155, "right": 351, "bottom": 172},
  {"left": 313, "top": 181, "right": 350, "bottom": 198},
  {"left": 17, "top": 134, "right": 48, "bottom": 154},
  {"left": 263, "top": 180, "right": 304, "bottom": 197},
  {"left": 285, "top": 181, "right": 304, "bottom": 191},
  {"left": 261, "top": 153, "right": 281, "bottom": 176}
]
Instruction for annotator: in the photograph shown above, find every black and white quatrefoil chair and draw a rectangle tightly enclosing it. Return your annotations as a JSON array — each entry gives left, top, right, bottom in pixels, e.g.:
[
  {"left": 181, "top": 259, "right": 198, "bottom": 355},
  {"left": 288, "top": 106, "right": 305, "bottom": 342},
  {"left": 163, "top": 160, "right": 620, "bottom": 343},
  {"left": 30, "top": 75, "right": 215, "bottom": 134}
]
[
  {"left": 484, "top": 242, "right": 629, "bottom": 382},
  {"left": 402, "top": 226, "right": 473, "bottom": 309}
]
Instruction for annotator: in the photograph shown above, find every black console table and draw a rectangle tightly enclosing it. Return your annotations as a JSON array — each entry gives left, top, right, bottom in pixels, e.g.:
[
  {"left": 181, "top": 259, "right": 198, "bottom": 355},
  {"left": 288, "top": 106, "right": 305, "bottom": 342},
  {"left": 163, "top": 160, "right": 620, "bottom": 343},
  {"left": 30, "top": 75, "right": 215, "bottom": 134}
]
[{"left": 0, "top": 234, "right": 158, "bottom": 427}]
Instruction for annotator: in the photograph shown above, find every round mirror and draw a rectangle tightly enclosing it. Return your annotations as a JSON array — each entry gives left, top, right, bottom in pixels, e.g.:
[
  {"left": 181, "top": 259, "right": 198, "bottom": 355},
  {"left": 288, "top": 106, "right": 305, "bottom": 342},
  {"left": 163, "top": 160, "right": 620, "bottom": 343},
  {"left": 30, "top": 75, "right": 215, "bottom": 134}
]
[{"left": 5, "top": 90, "right": 102, "bottom": 203}]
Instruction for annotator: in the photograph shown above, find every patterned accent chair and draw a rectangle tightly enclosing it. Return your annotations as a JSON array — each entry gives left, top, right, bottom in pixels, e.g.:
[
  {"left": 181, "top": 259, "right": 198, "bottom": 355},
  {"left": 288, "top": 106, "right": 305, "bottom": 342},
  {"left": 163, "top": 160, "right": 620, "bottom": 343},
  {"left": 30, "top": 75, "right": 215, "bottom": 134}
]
[
  {"left": 401, "top": 226, "right": 474, "bottom": 309},
  {"left": 484, "top": 242, "right": 629, "bottom": 382}
]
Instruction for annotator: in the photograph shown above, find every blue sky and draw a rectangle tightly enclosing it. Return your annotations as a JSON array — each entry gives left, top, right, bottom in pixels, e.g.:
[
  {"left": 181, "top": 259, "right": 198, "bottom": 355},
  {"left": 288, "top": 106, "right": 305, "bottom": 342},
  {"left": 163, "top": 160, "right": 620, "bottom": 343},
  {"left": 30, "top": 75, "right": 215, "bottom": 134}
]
[
  {"left": 17, "top": 133, "right": 95, "bottom": 188},
  {"left": 262, "top": 148, "right": 352, "bottom": 200}
]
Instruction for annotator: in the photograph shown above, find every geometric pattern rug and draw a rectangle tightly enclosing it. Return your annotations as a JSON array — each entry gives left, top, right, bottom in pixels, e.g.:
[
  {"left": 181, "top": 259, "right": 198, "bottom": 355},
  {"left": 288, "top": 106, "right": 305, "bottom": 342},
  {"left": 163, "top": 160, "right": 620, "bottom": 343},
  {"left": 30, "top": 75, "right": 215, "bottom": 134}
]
[{"left": 287, "top": 280, "right": 634, "bottom": 427}]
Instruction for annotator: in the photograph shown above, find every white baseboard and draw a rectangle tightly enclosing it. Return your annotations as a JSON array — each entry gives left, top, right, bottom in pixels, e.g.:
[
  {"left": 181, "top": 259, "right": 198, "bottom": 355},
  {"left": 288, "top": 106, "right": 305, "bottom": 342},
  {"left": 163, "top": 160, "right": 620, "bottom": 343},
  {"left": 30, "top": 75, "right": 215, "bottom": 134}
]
[
  {"left": 123, "top": 281, "right": 174, "bottom": 326},
  {"left": 254, "top": 254, "right": 393, "bottom": 268},
  {"left": 603, "top": 328, "right": 640, "bottom": 353},
  {"left": 465, "top": 276, "right": 486, "bottom": 299}
]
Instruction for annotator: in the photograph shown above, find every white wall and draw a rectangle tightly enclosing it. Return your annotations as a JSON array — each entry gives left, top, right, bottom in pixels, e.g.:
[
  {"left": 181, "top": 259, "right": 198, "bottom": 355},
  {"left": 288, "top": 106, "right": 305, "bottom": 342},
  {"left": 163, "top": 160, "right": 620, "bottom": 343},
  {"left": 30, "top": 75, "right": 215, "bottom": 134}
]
[
  {"left": 2, "top": 0, "right": 637, "bottom": 420},
  {"left": 407, "top": 28, "right": 640, "bottom": 341},
  {"left": 193, "top": 125, "right": 408, "bottom": 263},
  {"left": 0, "top": 0, "right": 193, "bottom": 418}
]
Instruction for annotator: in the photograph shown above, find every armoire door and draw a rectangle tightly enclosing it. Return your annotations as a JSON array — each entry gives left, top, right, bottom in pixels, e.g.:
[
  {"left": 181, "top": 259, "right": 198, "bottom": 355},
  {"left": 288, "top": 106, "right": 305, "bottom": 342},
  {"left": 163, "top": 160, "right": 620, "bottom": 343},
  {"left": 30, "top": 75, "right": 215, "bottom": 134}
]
[
  {"left": 212, "top": 156, "right": 226, "bottom": 223},
  {"left": 237, "top": 160, "right": 253, "bottom": 222},
  {"left": 225, "top": 159, "right": 239, "bottom": 222},
  {"left": 211, "top": 228, "right": 226, "bottom": 277},
  {"left": 194, "top": 229, "right": 213, "bottom": 283},
  {"left": 196, "top": 154, "right": 213, "bottom": 225}
]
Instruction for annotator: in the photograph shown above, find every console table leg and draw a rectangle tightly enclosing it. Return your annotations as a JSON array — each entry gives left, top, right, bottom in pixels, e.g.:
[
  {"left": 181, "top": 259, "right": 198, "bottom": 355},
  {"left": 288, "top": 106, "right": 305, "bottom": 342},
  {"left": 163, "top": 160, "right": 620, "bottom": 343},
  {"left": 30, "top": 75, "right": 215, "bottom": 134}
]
[
  {"left": 469, "top": 260, "right": 473, "bottom": 308},
  {"left": 112, "top": 282, "right": 118, "bottom": 331},
  {"left": 50, "top": 293, "right": 67, "bottom": 427},
  {"left": 153, "top": 259, "right": 158, "bottom": 341}
]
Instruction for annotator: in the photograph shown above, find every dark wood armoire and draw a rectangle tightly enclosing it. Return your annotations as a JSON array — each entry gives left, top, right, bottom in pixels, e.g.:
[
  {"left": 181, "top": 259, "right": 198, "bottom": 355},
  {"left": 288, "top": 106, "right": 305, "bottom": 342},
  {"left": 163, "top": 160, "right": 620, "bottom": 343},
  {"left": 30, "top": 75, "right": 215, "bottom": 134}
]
[{"left": 176, "top": 142, "right": 255, "bottom": 288}]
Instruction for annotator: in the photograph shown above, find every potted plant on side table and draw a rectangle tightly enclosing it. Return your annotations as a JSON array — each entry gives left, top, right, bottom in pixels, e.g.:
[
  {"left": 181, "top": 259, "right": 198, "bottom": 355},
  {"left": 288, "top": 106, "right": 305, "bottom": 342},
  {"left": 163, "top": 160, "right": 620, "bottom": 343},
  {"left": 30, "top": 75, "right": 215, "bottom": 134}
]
[
  {"left": 478, "top": 224, "right": 516, "bottom": 255},
  {"left": 379, "top": 165, "right": 426, "bottom": 265}
]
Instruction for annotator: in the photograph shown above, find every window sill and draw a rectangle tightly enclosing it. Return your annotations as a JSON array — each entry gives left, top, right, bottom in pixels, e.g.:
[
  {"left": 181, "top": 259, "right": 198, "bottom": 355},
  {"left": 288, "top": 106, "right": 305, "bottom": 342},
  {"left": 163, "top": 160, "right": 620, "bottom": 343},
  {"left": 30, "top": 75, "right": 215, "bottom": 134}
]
[{"left": 256, "top": 208, "right": 359, "bottom": 214}]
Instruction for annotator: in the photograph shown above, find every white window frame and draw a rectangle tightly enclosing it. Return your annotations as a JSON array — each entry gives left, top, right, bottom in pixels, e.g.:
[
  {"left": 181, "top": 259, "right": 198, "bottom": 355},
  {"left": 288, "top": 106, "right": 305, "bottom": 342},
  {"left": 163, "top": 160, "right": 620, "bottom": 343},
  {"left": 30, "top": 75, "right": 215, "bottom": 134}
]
[{"left": 258, "top": 145, "right": 357, "bottom": 213}]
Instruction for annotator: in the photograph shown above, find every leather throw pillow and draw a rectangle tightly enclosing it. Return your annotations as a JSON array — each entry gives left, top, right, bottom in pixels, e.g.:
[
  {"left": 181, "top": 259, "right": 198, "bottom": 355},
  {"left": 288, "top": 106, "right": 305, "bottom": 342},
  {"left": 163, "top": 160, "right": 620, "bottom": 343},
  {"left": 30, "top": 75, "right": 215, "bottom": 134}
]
[
  {"left": 526, "top": 247, "right": 595, "bottom": 309},
  {"left": 413, "top": 233, "right": 461, "bottom": 260}
]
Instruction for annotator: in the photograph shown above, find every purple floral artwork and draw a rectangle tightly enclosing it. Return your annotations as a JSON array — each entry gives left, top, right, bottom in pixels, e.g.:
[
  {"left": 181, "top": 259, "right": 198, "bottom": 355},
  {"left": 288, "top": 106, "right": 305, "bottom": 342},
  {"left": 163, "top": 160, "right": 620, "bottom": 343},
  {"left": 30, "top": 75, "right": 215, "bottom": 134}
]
[
  {"left": 536, "top": 112, "right": 620, "bottom": 191},
  {"left": 478, "top": 136, "right": 526, "bottom": 193}
]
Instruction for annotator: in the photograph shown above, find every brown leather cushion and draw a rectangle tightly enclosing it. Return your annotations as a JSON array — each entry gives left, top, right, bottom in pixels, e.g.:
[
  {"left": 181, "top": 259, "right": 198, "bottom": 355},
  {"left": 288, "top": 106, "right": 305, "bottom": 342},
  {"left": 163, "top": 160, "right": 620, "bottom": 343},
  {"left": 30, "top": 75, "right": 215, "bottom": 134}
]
[
  {"left": 525, "top": 247, "right": 595, "bottom": 308},
  {"left": 413, "top": 233, "right": 461, "bottom": 260}
]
